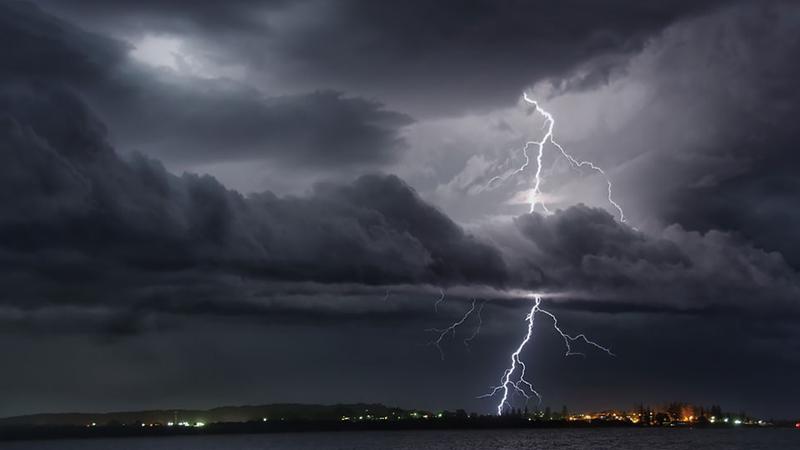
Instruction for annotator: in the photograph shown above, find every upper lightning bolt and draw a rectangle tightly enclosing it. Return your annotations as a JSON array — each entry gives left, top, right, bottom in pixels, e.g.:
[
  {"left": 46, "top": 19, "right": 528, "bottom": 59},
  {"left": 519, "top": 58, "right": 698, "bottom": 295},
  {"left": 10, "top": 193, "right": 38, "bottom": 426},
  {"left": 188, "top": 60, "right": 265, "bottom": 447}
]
[
  {"left": 522, "top": 93, "right": 625, "bottom": 222},
  {"left": 489, "top": 93, "right": 626, "bottom": 221}
]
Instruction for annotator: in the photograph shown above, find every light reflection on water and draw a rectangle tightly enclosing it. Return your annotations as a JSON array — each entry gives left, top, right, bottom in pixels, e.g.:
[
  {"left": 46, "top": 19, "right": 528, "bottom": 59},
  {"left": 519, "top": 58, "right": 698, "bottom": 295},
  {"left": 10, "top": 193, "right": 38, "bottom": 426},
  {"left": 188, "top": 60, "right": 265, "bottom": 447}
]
[{"left": 3, "top": 428, "right": 798, "bottom": 450}]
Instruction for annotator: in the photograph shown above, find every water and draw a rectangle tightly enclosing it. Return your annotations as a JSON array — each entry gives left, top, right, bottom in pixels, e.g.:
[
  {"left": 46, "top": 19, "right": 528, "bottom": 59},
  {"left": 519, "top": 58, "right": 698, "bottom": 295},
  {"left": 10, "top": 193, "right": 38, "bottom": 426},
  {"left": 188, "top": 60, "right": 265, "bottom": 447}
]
[{"left": 2, "top": 428, "right": 797, "bottom": 450}]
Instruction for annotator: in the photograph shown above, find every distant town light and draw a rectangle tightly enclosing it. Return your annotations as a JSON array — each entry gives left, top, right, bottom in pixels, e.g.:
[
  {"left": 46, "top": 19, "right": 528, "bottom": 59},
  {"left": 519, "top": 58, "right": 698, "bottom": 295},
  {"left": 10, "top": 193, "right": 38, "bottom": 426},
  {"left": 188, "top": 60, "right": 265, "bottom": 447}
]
[{"left": 195, "top": 422, "right": 205, "bottom": 427}]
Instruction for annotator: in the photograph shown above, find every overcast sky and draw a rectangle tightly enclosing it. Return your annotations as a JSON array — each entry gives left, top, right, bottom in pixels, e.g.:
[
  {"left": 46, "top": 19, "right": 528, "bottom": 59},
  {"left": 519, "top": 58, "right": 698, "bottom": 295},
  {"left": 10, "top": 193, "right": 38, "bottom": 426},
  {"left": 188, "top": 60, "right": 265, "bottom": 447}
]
[{"left": 1, "top": 0, "right": 799, "bottom": 419}]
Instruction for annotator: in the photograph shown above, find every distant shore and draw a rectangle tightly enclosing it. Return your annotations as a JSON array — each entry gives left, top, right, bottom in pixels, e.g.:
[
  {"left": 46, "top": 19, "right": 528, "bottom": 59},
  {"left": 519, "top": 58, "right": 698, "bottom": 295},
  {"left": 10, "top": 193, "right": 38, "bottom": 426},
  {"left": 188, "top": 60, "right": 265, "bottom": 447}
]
[{"left": 1, "top": 417, "right": 788, "bottom": 442}]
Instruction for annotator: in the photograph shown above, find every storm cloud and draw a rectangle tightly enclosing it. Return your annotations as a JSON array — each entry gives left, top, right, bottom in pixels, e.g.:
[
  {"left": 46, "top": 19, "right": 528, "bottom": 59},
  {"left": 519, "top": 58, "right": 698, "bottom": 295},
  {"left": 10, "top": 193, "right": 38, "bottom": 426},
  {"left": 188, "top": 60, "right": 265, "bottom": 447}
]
[
  {"left": 1, "top": 1, "right": 412, "bottom": 176},
  {"left": 510, "top": 205, "right": 800, "bottom": 315},
  {"left": 0, "top": 85, "right": 502, "bottom": 300},
  {"left": 33, "top": 0, "right": 739, "bottom": 116}
]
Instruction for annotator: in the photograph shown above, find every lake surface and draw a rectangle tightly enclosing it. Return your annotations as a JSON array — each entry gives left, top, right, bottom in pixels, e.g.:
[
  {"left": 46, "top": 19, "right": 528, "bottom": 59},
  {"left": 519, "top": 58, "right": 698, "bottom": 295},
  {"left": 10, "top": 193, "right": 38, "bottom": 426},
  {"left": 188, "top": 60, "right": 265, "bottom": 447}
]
[{"left": 3, "top": 428, "right": 798, "bottom": 450}]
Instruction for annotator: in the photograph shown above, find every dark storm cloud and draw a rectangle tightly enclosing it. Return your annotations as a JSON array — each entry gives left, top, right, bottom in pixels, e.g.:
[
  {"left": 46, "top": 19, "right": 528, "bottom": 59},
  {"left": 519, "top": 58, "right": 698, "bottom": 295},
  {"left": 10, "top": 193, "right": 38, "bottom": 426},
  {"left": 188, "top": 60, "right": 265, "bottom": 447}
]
[
  {"left": 662, "top": 5, "right": 800, "bottom": 269},
  {"left": 2, "top": 47, "right": 798, "bottom": 337},
  {"left": 0, "top": 2, "right": 498, "bottom": 336},
  {"left": 0, "top": 282, "right": 437, "bottom": 338},
  {"left": 0, "top": 80, "right": 503, "bottom": 321},
  {"left": 97, "top": 84, "right": 413, "bottom": 168},
  {"left": 541, "top": 1, "right": 800, "bottom": 269},
  {"left": 1, "top": 1, "right": 412, "bottom": 170},
  {"left": 510, "top": 205, "right": 800, "bottom": 314},
  {"left": 5, "top": 72, "right": 797, "bottom": 337},
  {"left": 32, "top": 0, "right": 290, "bottom": 35},
  {"left": 2, "top": 0, "right": 798, "bottom": 333},
  {"left": 32, "top": 0, "right": 738, "bottom": 115}
]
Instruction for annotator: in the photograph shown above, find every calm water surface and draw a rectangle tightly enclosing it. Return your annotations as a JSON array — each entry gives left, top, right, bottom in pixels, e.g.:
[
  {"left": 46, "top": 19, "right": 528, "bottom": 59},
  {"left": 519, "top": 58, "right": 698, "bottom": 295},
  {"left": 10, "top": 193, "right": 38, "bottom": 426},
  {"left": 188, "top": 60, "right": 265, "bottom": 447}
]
[{"left": 4, "top": 428, "right": 798, "bottom": 450}]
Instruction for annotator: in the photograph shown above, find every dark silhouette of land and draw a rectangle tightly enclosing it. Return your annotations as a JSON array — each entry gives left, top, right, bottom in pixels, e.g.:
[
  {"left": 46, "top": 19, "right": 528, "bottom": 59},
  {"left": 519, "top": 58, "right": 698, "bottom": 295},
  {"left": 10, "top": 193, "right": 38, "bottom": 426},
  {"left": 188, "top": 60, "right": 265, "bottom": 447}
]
[{"left": 1, "top": 402, "right": 795, "bottom": 442}]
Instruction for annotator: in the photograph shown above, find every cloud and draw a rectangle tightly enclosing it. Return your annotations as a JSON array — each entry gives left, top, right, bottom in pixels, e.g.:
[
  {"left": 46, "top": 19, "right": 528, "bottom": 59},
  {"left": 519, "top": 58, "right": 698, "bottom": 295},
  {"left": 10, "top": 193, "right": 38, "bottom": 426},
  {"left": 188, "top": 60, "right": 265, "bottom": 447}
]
[
  {"left": 3, "top": 0, "right": 798, "bottom": 334},
  {"left": 2, "top": 66, "right": 798, "bottom": 336},
  {"left": 100, "top": 83, "right": 413, "bottom": 169},
  {"left": 511, "top": 205, "right": 800, "bottom": 315},
  {"left": 0, "top": 1, "right": 412, "bottom": 178},
  {"left": 396, "top": 1, "right": 800, "bottom": 268},
  {"left": 31, "top": 0, "right": 738, "bottom": 116},
  {"left": 517, "top": 1, "right": 800, "bottom": 268},
  {"left": 4, "top": 77, "right": 797, "bottom": 337},
  {"left": 0, "top": 80, "right": 503, "bottom": 325}
]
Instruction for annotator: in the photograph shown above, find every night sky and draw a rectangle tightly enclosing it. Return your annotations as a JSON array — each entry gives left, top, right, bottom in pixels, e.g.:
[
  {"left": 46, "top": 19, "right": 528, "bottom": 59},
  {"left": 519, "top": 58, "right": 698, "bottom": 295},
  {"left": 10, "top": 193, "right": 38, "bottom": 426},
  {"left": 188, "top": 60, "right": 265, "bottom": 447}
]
[{"left": 2, "top": 0, "right": 799, "bottom": 419}]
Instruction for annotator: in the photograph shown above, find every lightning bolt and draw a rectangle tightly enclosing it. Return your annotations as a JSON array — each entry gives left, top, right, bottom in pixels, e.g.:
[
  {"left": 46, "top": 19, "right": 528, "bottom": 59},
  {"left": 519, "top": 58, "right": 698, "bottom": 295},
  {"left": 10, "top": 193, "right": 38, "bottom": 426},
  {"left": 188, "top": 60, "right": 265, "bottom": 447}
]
[
  {"left": 463, "top": 299, "right": 487, "bottom": 350},
  {"left": 537, "top": 307, "right": 614, "bottom": 358},
  {"left": 479, "top": 294, "right": 613, "bottom": 415},
  {"left": 430, "top": 92, "right": 622, "bottom": 415},
  {"left": 426, "top": 298, "right": 477, "bottom": 360},
  {"left": 426, "top": 298, "right": 489, "bottom": 360},
  {"left": 488, "top": 110, "right": 549, "bottom": 214},
  {"left": 490, "top": 93, "right": 626, "bottom": 221},
  {"left": 478, "top": 299, "right": 541, "bottom": 412}
]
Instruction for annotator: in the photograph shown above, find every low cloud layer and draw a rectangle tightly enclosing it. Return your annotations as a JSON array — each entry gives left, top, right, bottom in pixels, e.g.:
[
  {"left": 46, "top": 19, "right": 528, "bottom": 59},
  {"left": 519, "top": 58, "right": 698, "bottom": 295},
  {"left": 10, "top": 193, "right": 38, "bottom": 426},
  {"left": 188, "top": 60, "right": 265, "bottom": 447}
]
[{"left": 509, "top": 205, "right": 799, "bottom": 316}]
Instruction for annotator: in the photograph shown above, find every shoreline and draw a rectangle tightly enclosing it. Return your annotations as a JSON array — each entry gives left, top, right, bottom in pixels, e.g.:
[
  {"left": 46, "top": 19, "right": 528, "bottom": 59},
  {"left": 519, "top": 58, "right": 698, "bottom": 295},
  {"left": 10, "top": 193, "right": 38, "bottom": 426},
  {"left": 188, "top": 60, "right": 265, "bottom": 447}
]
[{"left": 1, "top": 418, "right": 786, "bottom": 442}]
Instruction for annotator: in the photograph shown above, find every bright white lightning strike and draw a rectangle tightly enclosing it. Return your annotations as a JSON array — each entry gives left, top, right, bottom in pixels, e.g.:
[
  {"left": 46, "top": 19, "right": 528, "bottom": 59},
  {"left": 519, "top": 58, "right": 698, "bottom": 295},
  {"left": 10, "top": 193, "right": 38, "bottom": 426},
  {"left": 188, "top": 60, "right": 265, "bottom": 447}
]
[
  {"left": 474, "top": 95, "right": 621, "bottom": 414},
  {"left": 478, "top": 300, "right": 540, "bottom": 412},
  {"left": 428, "top": 295, "right": 612, "bottom": 414},
  {"left": 490, "top": 93, "right": 626, "bottom": 222},
  {"left": 430, "top": 92, "right": 622, "bottom": 415},
  {"left": 479, "top": 294, "right": 613, "bottom": 415}
]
